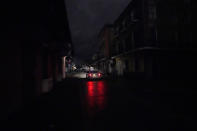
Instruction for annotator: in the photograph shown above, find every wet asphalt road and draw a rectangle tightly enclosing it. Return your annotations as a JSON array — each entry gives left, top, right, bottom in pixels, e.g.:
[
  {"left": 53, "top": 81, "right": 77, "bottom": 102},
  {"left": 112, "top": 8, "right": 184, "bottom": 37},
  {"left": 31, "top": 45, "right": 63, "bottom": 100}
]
[{"left": 3, "top": 78, "right": 193, "bottom": 131}]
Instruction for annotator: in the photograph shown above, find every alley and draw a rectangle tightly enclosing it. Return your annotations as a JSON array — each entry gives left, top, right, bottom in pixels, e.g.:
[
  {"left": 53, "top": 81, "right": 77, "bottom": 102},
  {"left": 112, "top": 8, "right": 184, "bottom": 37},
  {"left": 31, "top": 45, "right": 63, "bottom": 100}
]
[
  {"left": 3, "top": 78, "right": 192, "bottom": 131},
  {"left": 2, "top": 0, "right": 194, "bottom": 130}
]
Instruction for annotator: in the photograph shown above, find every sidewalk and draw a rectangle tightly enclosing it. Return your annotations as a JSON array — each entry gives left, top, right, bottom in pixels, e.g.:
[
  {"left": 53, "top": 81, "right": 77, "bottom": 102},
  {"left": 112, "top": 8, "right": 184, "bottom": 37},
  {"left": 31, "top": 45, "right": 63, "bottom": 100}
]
[{"left": 2, "top": 79, "right": 85, "bottom": 131}]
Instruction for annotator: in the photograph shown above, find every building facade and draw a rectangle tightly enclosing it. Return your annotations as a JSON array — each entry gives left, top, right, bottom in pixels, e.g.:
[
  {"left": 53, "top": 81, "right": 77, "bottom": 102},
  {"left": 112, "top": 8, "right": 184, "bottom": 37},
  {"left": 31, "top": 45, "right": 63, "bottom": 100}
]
[
  {"left": 1, "top": 0, "right": 73, "bottom": 120},
  {"left": 93, "top": 25, "right": 114, "bottom": 75},
  {"left": 94, "top": 0, "right": 194, "bottom": 79}
]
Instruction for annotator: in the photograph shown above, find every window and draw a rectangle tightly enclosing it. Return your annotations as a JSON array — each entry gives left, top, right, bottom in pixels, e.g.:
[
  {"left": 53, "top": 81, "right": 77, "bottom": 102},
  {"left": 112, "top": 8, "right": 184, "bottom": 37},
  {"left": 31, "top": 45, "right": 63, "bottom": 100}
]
[
  {"left": 130, "top": 10, "right": 139, "bottom": 22},
  {"left": 131, "top": 32, "right": 135, "bottom": 48},
  {"left": 130, "top": 11, "right": 135, "bottom": 21},
  {"left": 125, "top": 35, "right": 131, "bottom": 50},
  {"left": 122, "top": 19, "right": 126, "bottom": 30},
  {"left": 148, "top": 1, "right": 157, "bottom": 20}
]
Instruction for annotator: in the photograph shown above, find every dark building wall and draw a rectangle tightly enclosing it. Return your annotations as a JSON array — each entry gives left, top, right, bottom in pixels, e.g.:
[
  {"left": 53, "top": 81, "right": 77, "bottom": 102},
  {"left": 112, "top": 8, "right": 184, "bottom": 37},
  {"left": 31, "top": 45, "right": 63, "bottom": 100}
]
[
  {"left": 114, "top": 0, "right": 193, "bottom": 49},
  {"left": 97, "top": 25, "right": 114, "bottom": 73},
  {"left": 1, "top": 0, "right": 72, "bottom": 120},
  {"left": 1, "top": 24, "right": 24, "bottom": 120},
  {"left": 156, "top": 0, "right": 193, "bottom": 48},
  {"left": 99, "top": 25, "right": 114, "bottom": 58},
  {"left": 104, "top": 0, "right": 194, "bottom": 79},
  {"left": 154, "top": 0, "right": 194, "bottom": 79}
]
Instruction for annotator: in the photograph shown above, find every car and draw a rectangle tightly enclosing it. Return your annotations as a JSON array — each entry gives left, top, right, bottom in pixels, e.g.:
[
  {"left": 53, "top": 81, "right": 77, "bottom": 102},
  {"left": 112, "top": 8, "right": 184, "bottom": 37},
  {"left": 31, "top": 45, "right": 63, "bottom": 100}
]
[{"left": 86, "top": 70, "right": 103, "bottom": 79}]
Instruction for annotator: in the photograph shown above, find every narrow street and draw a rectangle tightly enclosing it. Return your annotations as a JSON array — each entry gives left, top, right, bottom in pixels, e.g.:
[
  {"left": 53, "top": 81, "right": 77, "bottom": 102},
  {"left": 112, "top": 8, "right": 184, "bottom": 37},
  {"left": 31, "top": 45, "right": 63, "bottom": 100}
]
[
  {"left": 2, "top": 0, "right": 194, "bottom": 130},
  {"left": 4, "top": 78, "right": 193, "bottom": 131}
]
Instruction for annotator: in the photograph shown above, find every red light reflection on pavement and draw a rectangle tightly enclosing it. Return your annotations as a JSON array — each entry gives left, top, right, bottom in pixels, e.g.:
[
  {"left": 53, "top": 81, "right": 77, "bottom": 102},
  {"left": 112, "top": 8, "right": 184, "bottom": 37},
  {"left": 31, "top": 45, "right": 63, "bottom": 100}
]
[
  {"left": 87, "top": 81, "right": 95, "bottom": 108},
  {"left": 86, "top": 81, "right": 107, "bottom": 117},
  {"left": 97, "top": 81, "right": 105, "bottom": 110}
]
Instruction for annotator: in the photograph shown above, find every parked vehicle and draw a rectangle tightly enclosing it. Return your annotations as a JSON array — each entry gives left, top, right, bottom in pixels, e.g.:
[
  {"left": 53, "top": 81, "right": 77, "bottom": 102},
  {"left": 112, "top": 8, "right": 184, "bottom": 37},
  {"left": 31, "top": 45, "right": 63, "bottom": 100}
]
[{"left": 86, "top": 70, "right": 103, "bottom": 79}]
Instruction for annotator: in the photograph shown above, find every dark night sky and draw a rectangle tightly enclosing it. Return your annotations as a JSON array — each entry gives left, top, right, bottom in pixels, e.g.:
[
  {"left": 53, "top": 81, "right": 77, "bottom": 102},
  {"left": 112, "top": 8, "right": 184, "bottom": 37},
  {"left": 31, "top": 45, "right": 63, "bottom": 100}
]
[{"left": 65, "top": 0, "right": 131, "bottom": 62}]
